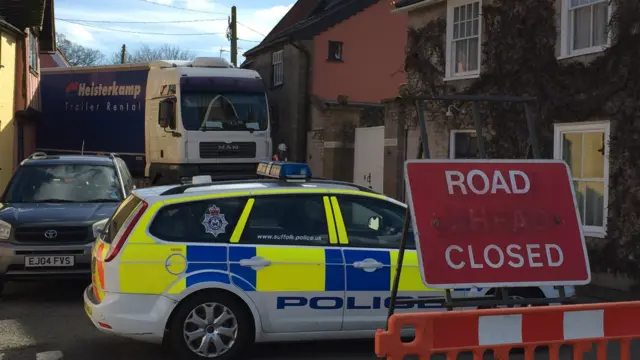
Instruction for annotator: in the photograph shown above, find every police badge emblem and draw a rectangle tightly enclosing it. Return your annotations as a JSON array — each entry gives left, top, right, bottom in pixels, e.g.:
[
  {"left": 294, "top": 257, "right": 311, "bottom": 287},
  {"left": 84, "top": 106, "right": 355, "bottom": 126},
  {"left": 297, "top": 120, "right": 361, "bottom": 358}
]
[{"left": 201, "top": 205, "right": 229, "bottom": 237}]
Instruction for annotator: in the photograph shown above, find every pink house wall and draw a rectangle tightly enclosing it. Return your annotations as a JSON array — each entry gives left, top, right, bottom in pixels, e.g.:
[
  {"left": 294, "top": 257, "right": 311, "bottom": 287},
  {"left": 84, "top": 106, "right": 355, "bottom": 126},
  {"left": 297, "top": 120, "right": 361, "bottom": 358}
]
[{"left": 312, "top": 1, "right": 407, "bottom": 103}]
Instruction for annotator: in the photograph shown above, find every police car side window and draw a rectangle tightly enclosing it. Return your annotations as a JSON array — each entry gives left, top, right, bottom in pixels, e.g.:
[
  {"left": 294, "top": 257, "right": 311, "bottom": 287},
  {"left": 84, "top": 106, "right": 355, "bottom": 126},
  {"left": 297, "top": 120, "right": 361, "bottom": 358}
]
[
  {"left": 337, "top": 196, "right": 415, "bottom": 250},
  {"left": 242, "top": 195, "right": 330, "bottom": 246},
  {"left": 149, "top": 197, "right": 247, "bottom": 243}
]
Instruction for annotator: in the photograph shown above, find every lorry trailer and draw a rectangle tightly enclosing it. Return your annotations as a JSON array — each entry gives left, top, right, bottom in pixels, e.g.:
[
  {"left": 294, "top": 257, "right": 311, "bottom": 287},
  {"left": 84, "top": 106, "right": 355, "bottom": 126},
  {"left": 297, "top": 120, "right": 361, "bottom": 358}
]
[{"left": 38, "top": 57, "right": 272, "bottom": 185}]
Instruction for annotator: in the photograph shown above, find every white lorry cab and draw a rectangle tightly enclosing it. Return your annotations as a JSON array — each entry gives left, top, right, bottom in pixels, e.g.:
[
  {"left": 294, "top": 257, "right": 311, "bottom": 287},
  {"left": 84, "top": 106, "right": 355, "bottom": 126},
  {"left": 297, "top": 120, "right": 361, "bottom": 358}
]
[
  {"left": 148, "top": 57, "right": 271, "bottom": 184},
  {"left": 39, "top": 57, "right": 272, "bottom": 186}
]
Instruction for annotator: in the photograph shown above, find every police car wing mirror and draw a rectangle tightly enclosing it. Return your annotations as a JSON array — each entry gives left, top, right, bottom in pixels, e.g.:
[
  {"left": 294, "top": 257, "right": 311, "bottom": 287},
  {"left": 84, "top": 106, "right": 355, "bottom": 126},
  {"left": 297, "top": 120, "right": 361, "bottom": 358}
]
[{"left": 368, "top": 216, "right": 381, "bottom": 231}]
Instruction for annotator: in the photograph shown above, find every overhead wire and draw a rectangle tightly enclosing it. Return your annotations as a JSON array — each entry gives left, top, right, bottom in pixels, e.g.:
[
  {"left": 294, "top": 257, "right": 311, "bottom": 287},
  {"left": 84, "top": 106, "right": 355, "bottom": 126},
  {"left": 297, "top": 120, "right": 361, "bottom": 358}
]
[
  {"left": 135, "top": 0, "right": 229, "bottom": 15},
  {"left": 57, "top": 19, "right": 227, "bottom": 36},
  {"left": 237, "top": 21, "right": 266, "bottom": 37},
  {"left": 55, "top": 17, "right": 227, "bottom": 24}
]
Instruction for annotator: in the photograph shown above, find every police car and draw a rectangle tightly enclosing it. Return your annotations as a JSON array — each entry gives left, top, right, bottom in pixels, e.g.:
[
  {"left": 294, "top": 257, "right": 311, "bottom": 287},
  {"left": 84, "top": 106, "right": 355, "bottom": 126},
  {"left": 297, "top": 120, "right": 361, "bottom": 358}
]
[{"left": 83, "top": 161, "right": 575, "bottom": 360}]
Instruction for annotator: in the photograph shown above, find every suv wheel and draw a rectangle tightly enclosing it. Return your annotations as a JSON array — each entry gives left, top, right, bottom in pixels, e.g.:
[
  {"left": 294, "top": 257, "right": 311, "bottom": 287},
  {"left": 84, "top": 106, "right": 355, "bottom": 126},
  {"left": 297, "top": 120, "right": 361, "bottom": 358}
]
[{"left": 169, "top": 292, "right": 254, "bottom": 360}]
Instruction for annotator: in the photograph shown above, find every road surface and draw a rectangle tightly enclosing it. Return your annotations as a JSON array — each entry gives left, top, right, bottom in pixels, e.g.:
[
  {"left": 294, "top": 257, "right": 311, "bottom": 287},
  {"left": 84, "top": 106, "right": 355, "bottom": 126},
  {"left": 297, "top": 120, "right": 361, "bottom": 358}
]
[{"left": 0, "top": 281, "right": 636, "bottom": 360}]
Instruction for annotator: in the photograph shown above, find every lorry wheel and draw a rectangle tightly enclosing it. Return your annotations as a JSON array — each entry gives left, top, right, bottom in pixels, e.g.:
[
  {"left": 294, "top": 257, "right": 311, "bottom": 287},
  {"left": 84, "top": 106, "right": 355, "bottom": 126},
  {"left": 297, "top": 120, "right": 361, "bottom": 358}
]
[{"left": 169, "top": 291, "right": 254, "bottom": 360}]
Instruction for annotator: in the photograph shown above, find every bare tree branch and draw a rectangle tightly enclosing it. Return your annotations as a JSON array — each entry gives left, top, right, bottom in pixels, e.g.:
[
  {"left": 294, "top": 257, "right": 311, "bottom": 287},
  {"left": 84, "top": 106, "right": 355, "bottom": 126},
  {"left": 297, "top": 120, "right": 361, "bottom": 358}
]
[
  {"left": 55, "top": 33, "right": 105, "bottom": 67},
  {"left": 111, "top": 44, "right": 197, "bottom": 64}
]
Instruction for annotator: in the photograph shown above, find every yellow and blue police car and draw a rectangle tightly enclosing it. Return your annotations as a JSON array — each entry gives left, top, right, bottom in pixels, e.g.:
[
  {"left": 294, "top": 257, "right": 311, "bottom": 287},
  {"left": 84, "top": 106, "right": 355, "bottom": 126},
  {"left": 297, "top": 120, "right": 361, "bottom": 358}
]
[{"left": 83, "top": 161, "right": 575, "bottom": 360}]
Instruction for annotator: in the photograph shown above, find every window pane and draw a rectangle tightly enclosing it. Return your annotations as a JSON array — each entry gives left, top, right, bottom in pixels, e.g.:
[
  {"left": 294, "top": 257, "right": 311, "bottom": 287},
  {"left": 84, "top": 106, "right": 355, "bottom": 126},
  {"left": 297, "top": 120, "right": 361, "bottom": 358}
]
[
  {"left": 468, "top": 37, "right": 479, "bottom": 71},
  {"left": 570, "top": 0, "right": 580, "bottom": 7},
  {"left": 466, "top": 4, "right": 473, "bottom": 21},
  {"left": 460, "top": 21, "right": 466, "bottom": 38},
  {"left": 103, "top": 195, "right": 142, "bottom": 244},
  {"left": 592, "top": 2, "right": 609, "bottom": 46},
  {"left": 149, "top": 198, "right": 247, "bottom": 243},
  {"left": 459, "top": 5, "right": 466, "bottom": 21},
  {"left": 574, "top": 181, "right": 586, "bottom": 225},
  {"left": 473, "top": 2, "right": 479, "bottom": 17},
  {"left": 585, "top": 181, "right": 605, "bottom": 227},
  {"left": 337, "top": 196, "right": 414, "bottom": 249},
  {"left": 582, "top": 132, "right": 605, "bottom": 178},
  {"left": 472, "top": 19, "right": 479, "bottom": 36},
  {"left": 454, "top": 6, "right": 460, "bottom": 22},
  {"left": 454, "top": 39, "right": 467, "bottom": 73},
  {"left": 454, "top": 132, "right": 479, "bottom": 159},
  {"left": 243, "top": 196, "right": 330, "bottom": 246},
  {"left": 454, "top": 22, "right": 459, "bottom": 38},
  {"left": 572, "top": 7, "right": 592, "bottom": 50},
  {"left": 562, "top": 133, "right": 583, "bottom": 178}
]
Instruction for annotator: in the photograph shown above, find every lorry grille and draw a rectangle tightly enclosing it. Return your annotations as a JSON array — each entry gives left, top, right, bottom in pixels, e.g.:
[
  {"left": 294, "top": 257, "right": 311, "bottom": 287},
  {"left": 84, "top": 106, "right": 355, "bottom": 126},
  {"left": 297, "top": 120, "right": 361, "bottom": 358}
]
[
  {"left": 199, "top": 142, "right": 256, "bottom": 159},
  {"left": 14, "top": 226, "right": 91, "bottom": 244}
]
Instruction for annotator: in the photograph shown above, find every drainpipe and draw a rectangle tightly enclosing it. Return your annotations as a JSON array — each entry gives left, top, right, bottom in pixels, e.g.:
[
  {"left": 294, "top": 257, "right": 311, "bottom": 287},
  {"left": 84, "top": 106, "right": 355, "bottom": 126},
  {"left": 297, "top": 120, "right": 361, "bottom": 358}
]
[
  {"left": 289, "top": 41, "right": 311, "bottom": 163},
  {"left": 18, "top": 34, "right": 29, "bottom": 163}
]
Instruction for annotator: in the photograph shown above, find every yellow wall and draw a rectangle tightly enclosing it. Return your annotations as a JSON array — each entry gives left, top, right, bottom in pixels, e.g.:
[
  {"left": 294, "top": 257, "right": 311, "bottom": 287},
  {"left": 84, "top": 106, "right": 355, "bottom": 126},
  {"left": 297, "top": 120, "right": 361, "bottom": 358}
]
[{"left": 0, "top": 31, "right": 16, "bottom": 193}]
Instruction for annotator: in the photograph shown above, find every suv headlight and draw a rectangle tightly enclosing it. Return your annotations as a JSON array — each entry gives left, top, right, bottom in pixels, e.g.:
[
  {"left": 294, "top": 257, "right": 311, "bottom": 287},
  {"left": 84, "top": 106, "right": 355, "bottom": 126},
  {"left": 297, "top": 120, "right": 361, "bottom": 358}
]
[
  {"left": 0, "top": 220, "right": 11, "bottom": 240},
  {"left": 92, "top": 218, "right": 109, "bottom": 239}
]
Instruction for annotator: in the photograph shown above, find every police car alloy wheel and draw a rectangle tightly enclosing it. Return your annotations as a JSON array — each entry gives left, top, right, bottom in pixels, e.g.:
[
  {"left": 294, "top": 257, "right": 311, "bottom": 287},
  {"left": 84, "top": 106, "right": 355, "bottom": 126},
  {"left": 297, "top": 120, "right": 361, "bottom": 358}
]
[{"left": 169, "top": 292, "right": 254, "bottom": 360}]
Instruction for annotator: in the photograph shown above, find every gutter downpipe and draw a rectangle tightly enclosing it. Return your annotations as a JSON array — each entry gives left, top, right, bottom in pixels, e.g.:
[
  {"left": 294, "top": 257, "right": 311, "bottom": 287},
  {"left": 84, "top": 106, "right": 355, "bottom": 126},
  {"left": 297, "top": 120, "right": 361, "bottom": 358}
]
[{"left": 289, "top": 40, "right": 311, "bottom": 164}]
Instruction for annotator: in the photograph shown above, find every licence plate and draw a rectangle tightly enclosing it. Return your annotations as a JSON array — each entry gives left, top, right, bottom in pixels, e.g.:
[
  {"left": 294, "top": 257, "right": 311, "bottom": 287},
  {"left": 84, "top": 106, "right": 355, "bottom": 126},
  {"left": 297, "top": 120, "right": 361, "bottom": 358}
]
[
  {"left": 24, "top": 255, "right": 75, "bottom": 267},
  {"left": 85, "top": 302, "right": 93, "bottom": 316}
]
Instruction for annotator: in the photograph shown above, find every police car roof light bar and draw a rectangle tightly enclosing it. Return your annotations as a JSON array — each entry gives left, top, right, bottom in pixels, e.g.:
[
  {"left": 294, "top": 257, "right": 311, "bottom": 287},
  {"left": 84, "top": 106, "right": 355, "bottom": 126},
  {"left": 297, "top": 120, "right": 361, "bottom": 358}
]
[{"left": 256, "top": 160, "right": 312, "bottom": 181}]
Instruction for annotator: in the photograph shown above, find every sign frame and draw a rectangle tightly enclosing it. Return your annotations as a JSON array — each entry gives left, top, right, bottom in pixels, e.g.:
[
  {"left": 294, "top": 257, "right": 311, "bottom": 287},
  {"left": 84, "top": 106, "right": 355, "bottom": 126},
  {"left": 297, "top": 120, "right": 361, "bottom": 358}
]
[{"left": 403, "top": 158, "right": 591, "bottom": 289}]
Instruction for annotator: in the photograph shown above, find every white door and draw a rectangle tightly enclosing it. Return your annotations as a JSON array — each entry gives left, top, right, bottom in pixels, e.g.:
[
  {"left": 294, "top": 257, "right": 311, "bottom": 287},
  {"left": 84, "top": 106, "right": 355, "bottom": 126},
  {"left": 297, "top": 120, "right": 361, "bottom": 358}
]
[{"left": 353, "top": 126, "right": 384, "bottom": 193}]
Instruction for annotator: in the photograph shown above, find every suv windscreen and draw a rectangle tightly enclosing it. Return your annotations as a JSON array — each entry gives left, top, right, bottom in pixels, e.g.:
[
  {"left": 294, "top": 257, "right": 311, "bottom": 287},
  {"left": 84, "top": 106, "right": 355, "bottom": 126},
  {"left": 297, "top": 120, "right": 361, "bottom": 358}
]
[{"left": 2, "top": 164, "right": 123, "bottom": 203}]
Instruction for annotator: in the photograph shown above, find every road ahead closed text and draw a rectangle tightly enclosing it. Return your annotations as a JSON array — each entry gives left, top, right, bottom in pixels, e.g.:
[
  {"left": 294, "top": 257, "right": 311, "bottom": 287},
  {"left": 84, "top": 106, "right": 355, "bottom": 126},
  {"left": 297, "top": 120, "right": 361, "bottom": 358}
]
[{"left": 404, "top": 160, "right": 590, "bottom": 288}]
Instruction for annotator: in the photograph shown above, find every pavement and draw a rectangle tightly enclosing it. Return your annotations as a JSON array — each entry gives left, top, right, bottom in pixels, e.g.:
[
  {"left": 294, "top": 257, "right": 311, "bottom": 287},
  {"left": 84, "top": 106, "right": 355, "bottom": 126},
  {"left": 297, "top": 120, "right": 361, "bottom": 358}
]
[{"left": 0, "top": 280, "right": 638, "bottom": 360}]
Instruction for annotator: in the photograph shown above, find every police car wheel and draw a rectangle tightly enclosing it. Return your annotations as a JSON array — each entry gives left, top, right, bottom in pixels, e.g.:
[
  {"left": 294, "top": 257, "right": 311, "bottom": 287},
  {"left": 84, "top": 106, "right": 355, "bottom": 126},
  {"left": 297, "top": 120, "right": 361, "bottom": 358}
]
[{"left": 169, "top": 292, "right": 253, "bottom": 360}]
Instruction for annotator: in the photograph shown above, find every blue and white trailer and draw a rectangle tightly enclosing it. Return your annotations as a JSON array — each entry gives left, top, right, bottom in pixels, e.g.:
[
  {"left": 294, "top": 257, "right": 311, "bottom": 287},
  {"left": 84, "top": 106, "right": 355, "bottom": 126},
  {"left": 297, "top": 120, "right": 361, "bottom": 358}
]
[{"left": 38, "top": 57, "right": 272, "bottom": 185}]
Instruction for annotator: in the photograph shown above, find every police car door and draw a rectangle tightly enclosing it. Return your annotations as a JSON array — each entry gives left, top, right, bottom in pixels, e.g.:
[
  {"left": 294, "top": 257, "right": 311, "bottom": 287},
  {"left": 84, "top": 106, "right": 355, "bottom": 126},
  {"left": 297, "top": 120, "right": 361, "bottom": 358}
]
[
  {"left": 228, "top": 194, "right": 345, "bottom": 333},
  {"left": 330, "top": 194, "right": 447, "bottom": 331}
]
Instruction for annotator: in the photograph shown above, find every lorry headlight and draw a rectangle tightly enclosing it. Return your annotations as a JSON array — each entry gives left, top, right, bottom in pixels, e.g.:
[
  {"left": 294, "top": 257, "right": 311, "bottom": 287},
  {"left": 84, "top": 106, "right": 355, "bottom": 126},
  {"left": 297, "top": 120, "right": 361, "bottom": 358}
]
[
  {"left": 0, "top": 220, "right": 11, "bottom": 240},
  {"left": 92, "top": 218, "right": 109, "bottom": 239}
]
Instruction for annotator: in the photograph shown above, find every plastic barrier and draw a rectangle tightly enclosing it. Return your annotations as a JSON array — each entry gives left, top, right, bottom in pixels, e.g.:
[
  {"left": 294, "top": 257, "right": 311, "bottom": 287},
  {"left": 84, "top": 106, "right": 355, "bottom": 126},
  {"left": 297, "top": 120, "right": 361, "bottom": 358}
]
[{"left": 375, "top": 301, "right": 640, "bottom": 360}]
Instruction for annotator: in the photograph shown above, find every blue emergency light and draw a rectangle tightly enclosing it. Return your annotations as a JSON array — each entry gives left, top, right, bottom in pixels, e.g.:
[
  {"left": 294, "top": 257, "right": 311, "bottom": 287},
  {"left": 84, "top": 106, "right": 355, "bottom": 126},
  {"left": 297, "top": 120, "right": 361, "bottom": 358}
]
[{"left": 256, "top": 161, "right": 312, "bottom": 180}]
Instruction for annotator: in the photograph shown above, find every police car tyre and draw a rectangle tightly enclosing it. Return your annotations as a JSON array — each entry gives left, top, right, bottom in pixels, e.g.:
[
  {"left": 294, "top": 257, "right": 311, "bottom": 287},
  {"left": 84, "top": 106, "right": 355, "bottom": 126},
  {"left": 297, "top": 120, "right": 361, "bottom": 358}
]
[{"left": 169, "top": 291, "right": 254, "bottom": 360}]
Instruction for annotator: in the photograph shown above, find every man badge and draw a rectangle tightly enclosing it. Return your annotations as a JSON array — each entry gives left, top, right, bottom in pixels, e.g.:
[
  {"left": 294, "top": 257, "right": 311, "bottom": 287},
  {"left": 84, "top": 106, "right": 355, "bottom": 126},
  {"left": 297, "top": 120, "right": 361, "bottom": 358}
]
[{"left": 201, "top": 205, "right": 229, "bottom": 237}]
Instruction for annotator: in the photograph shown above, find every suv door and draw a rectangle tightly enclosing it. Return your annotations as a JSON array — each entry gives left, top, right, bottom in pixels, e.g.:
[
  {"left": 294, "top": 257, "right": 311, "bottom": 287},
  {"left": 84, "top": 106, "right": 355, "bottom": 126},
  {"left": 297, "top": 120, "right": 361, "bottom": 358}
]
[
  {"left": 227, "top": 194, "right": 345, "bottom": 333},
  {"left": 330, "top": 195, "right": 454, "bottom": 331}
]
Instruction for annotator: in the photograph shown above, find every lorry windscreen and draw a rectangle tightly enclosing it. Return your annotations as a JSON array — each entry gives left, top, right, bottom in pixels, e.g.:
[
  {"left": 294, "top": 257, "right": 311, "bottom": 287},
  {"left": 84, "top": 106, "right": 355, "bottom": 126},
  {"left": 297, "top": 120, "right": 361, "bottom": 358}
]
[{"left": 180, "top": 92, "right": 268, "bottom": 131}]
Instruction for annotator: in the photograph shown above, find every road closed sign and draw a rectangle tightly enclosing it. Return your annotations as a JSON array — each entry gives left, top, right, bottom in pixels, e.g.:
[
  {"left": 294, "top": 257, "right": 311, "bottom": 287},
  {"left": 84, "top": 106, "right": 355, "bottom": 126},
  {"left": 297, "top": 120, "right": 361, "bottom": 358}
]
[{"left": 404, "top": 159, "right": 590, "bottom": 289}]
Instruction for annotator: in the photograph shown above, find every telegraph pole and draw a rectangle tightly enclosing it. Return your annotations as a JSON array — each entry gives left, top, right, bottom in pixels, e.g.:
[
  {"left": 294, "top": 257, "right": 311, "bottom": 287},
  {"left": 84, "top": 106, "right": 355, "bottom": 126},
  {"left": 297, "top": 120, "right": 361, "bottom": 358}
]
[
  {"left": 230, "top": 6, "right": 238, "bottom": 66},
  {"left": 120, "top": 44, "right": 126, "bottom": 64}
]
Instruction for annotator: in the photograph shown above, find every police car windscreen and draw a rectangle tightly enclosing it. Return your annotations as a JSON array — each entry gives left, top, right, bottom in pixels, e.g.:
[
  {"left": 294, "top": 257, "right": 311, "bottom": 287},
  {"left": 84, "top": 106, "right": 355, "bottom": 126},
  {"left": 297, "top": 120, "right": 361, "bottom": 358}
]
[{"left": 102, "top": 195, "right": 142, "bottom": 244}]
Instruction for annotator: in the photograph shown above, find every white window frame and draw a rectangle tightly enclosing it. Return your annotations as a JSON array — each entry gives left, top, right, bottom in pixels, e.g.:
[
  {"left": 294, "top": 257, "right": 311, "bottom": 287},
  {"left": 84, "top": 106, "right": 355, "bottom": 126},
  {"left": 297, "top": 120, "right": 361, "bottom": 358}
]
[
  {"left": 560, "top": 0, "right": 613, "bottom": 59},
  {"left": 553, "top": 121, "right": 610, "bottom": 238},
  {"left": 449, "top": 129, "right": 477, "bottom": 159},
  {"left": 272, "top": 50, "right": 284, "bottom": 86},
  {"left": 445, "top": 0, "right": 482, "bottom": 81}
]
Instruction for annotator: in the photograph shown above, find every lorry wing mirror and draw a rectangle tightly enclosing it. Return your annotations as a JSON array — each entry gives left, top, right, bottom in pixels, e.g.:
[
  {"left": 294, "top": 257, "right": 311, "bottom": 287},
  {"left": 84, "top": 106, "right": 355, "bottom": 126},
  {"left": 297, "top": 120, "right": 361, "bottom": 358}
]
[{"left": 158, "top": 98, "right": 175, "bottom": 129}]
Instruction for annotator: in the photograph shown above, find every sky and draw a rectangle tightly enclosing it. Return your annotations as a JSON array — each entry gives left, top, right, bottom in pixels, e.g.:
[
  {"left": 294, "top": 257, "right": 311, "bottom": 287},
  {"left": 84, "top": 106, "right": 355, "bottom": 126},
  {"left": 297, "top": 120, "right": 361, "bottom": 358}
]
[{"left": 54, "top": 0, "right": 294, "bottom": 64}]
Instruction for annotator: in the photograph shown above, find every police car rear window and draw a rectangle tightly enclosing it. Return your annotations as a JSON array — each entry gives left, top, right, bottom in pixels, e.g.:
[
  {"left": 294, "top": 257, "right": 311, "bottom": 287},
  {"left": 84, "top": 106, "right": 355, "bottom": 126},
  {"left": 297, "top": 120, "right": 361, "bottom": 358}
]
[{"left": 102, "top": 195, "right": 142, "bottom": 244}]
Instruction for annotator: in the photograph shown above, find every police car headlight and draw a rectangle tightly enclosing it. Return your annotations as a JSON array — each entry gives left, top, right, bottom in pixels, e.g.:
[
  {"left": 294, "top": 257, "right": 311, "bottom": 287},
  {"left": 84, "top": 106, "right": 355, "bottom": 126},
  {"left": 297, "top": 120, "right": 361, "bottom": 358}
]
[
  {"left": 92, "top": 218, "right": 109, "bottom": 239},
  {"left": 0, "top": 219, "right": 11, "bottom": 240}
]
